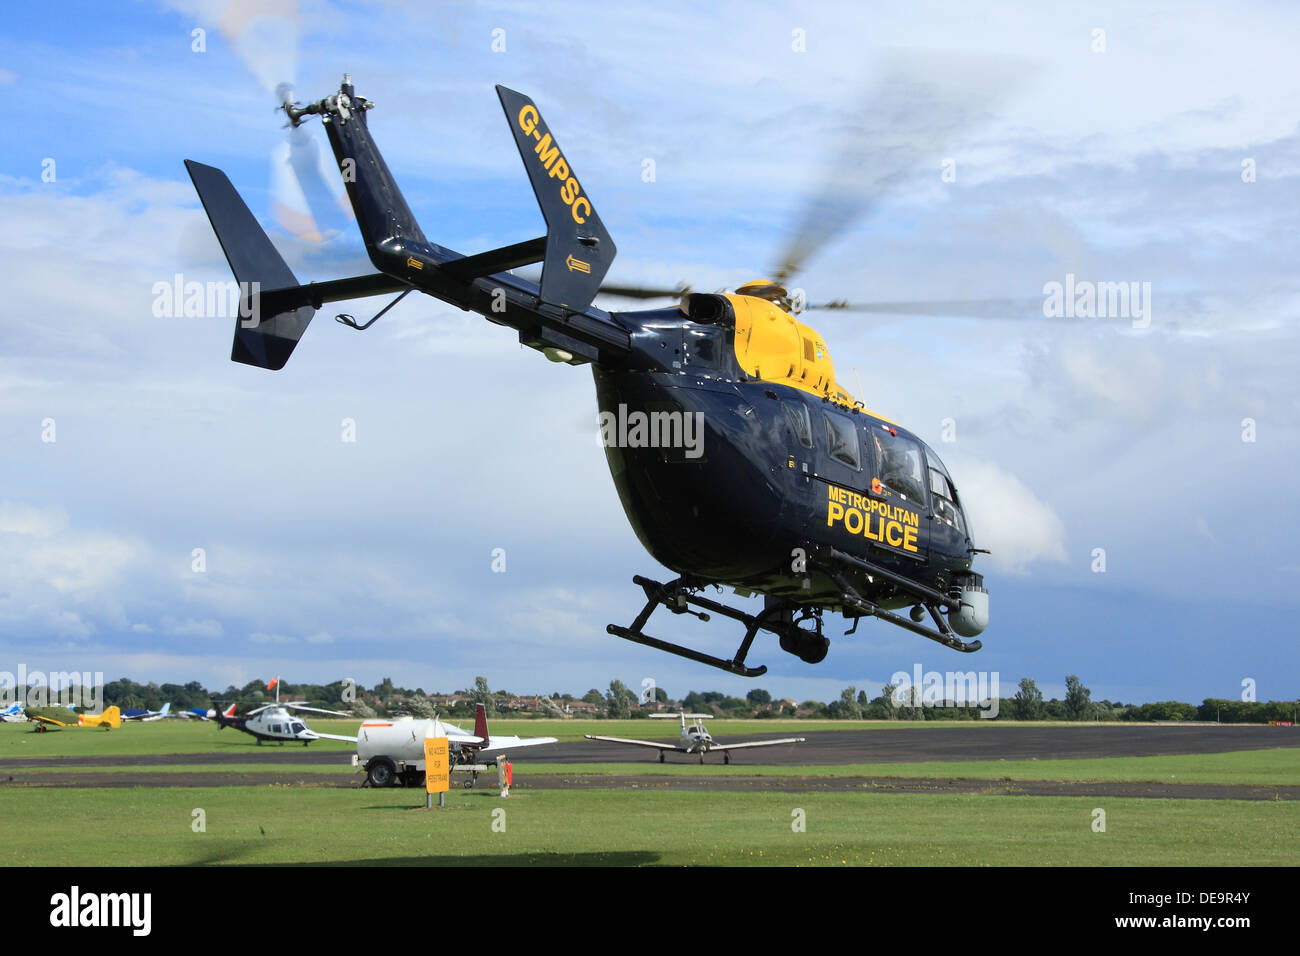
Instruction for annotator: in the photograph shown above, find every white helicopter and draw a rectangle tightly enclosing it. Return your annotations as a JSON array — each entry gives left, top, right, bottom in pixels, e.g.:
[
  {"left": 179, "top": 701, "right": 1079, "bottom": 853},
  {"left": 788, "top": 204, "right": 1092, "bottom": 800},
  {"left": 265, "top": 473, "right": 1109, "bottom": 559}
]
[
  {"left": 586, "top": 712, "right": 806, "bottom": 764},
  {"left": 214, "top": 679, "right": 355, "bottom": 746}
]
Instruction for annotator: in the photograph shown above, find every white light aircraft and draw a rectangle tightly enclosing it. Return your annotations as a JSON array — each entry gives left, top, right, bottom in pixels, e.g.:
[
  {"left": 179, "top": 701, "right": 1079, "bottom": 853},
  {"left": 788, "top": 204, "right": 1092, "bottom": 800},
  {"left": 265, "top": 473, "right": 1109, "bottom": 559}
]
[{"left": 586, "top": 712, "right": 806, "bottom": 764}]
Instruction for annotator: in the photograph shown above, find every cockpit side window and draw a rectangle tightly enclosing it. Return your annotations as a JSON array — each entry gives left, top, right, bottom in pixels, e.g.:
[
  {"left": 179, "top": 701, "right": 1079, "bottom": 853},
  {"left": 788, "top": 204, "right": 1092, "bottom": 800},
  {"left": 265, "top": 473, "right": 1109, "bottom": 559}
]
[
  {"left": 823, "top": 411, "right": 861, "bottom": 470},
  {"left": 926, "top": 450, "right": 967, "bottom": 536},
  {"left": 871, "top": 427, "right": 925, "bottom": 503},
  {"left": 784, "top": 402, "right": 813, "bottom": 448}
]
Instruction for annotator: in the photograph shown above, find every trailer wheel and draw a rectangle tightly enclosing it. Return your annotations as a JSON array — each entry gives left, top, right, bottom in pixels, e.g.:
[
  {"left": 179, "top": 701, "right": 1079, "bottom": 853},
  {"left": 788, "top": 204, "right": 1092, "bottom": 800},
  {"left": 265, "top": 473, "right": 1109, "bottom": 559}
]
[{"left": 366, "top": 758, "right": 396, "bottom": 788}]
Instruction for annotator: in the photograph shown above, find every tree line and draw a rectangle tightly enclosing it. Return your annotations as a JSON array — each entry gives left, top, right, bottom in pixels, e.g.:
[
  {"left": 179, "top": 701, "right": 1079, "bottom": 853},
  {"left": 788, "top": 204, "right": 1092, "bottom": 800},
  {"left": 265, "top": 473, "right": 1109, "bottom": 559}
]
[{"left": 32, "top": 674, "right": 1298, "bottom": 723}]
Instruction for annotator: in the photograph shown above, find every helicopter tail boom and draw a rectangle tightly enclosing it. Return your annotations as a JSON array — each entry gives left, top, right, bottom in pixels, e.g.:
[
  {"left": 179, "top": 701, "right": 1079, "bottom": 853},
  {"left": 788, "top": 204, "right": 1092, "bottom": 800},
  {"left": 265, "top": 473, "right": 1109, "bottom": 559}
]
[{"left": 185, "top": 76, "right": 632, "bottom": 372}]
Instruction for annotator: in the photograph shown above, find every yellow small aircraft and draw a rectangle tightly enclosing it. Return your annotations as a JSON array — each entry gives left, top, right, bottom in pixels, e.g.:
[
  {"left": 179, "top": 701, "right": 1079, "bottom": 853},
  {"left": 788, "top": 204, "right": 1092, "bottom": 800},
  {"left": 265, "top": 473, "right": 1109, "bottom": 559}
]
[{"left": 29, "top": 705, "right": 121, "bottom": 732}]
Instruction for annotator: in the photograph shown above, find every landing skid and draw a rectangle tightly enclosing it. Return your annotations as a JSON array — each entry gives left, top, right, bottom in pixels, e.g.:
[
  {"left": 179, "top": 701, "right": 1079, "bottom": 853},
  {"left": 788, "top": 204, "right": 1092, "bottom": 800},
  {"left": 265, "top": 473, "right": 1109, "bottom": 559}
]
[
  {"left": 607, "top": 576, "right": 770, "bottom": 677},
  {"left": 809, "top": 547, "right": 982, "bottom": 654}
]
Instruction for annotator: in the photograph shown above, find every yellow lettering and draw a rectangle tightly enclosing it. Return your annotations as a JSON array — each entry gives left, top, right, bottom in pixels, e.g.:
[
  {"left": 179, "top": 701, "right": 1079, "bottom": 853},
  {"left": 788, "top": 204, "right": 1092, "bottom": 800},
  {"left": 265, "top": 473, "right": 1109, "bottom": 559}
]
[
  {"left": 572, "top": 196, "right": 590, "bottom": 224},
  {"left": 561, "top": 177, "right": 579, "bottom": 204},
  {"left": 548, "top": 157, "right": 570, "bottom": 182},
  {"left": 827, "top": 501, "right": 844, "bottom": 526},
  {"left": 535, "top": 133, "right": 559, "bottom": 168},
  {"left": 885, "top": 521, "right": 904, "bottom": 547},
  {"left": 845, "top": 508, "right": 863, "bottom": 535},
  {"left": 903, "top": 525, "right": 918, "bottom": 552},
  {"left": 863, "top": 512, "right": 880, "bottom": 541},
  {"left": 518, "top": 104, "right": 539, "bottom": 136}
]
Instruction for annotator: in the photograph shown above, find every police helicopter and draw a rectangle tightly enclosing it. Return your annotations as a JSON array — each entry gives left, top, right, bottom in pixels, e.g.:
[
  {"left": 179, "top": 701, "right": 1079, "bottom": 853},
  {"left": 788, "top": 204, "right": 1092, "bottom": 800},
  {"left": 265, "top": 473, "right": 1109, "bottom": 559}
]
[
  {"left": 185, "top": 74, "right": 996, "bottom": 679},
  {"left": 214, "top": 679, "right": 355, "bottom": 746}
]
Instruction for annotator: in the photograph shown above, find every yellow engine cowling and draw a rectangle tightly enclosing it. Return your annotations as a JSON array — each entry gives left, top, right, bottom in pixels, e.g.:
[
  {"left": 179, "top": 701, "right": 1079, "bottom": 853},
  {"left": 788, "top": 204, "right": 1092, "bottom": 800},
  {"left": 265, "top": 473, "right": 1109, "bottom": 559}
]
[{"left": 724, "top": 293, "right": 855, "bottom": 407}]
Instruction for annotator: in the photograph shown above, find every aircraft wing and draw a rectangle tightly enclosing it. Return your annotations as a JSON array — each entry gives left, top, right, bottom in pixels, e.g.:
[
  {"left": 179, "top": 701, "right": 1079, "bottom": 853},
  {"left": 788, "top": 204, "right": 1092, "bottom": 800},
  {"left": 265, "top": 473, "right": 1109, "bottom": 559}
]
[
  {"left": 477, "top": 735, "right": 558, "bottom": 753},
  {"left": 303, "top": 730, "right": 358, "bottom": 743},
  {"left": 584, "top": 734, "right": 687, "bottom": 753},
  {"left": 708, "top": 737, "right": 807, "bottom": 752},
  {"left": 28, "top": 715, "right": 70, "bottom": 728}
]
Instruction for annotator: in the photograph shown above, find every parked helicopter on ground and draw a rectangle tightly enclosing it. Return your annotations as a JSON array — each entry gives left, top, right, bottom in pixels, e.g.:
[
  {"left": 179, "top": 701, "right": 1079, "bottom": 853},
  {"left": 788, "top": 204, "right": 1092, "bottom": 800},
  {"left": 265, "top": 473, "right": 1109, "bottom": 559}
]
[
  {"left": 185, "top": 75, "right": 994, "bottom": 677},
  {"left": 586, "top": 712, "right": 805, "bottom": 764},
  {"left": 214, "top": 681, "right": 354, "bottom": 746}
]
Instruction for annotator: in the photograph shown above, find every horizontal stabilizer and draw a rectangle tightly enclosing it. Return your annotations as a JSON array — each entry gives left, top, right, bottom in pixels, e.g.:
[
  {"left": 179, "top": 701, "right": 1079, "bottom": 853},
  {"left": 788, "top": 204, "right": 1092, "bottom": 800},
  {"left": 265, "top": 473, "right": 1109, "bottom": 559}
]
[
  {"left": 496, "top": 86, "right": 616, "bottom": 312},
  {"left": 184, "top": 159, "right": 316, "bottom": 371}
]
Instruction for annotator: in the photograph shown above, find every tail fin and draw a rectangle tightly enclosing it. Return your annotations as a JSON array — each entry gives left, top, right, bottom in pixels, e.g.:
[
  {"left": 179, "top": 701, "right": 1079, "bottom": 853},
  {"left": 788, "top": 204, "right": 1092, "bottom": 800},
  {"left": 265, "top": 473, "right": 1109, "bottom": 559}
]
[
  {"left": 222, "top": 703, "right": 237, "bottom": 718},
  {"left": 184, "top": 160, "right": 317, "bottom": 370},
  {"left": 103, "top": 706, "right": 120, "bottom": 729},
  {"left": 496, "top": 86, "right": 616, "bottom": 313},
  {"left": 159, "top": 703, "right": 171, "bottom": 717},
  {"left": 474, "top": 703, "right": 490, "bottom": 744}
]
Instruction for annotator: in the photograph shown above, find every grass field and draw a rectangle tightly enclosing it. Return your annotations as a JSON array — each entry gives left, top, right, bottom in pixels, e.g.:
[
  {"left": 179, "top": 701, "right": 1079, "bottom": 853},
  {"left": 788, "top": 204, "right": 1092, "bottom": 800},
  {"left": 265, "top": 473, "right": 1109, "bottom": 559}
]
[
  {"left": 0, "top": 717, "right": 982, "bottom": 758},
  {"left": 3, "top": 720, "right": 1296, "bottom": 865},
  {"left": 0, "top": 785, "right": 1295, "bottom": 866},
  {"left": 10, "top": 749, "right": 1300, "bottom": 787}
]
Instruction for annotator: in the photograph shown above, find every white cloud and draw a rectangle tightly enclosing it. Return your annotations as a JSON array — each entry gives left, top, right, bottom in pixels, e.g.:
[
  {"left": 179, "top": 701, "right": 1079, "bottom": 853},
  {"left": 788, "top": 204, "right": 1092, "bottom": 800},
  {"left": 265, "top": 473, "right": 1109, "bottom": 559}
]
[{"left": 946, "top": 459, "right": 1068, "bottom": 574}]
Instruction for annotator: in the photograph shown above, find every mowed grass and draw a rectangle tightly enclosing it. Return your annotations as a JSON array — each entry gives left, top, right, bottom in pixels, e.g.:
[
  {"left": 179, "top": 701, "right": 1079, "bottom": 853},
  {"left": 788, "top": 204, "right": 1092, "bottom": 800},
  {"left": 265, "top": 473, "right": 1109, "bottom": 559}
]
[
  {"left": 5, "top": 719, "right": 1299, "bottom": 787},
  {"left": 0, "top": 718, "right": 926, "bottom": 758},
  {"left": 6, "top": 716, "right": 1291, "bottom": 757},
  {"left": 14, "top": 748, "right": 1300, "bottom": 789},
  {"left": 0, "top": 720, "right": 354, "bottom": 757},
  {"left": 520, "top": 748, "right": 1300, "bottom": 786},
  {"left": 0, "top": 785, "right": 1294, "bottom": 866}
]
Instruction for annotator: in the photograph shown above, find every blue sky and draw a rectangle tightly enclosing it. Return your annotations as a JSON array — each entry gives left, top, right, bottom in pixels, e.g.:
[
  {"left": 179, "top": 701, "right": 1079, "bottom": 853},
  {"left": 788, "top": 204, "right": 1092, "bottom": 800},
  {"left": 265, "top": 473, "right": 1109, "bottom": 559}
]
[{"left": 0, "top": 1, "right": 1297, "bottom": 705}]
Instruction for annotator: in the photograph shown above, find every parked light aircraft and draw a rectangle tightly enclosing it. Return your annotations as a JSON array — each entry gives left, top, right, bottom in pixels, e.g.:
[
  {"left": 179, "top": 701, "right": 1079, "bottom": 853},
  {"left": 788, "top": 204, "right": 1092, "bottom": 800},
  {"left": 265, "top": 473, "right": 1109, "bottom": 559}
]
[
  {"left": 0, "top": 702, "right": 24, "bottom": 723},
  {"left": 29, "top": 706, "right": 122, "bottom": 732},
  {"left": 586, "top": 712, "right": 805, "bottom": 764},
  {"left": 178, "top": 705, "right": 227, "bottom": 721},
  {"left": 122, "top": 702, "right": 172, "bottom": 722}
]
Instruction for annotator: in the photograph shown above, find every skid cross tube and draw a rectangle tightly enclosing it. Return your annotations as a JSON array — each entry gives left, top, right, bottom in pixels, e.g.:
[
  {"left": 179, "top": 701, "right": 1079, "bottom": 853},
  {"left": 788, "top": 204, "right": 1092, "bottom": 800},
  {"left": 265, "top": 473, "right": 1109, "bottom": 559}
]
[
  {"left": 606, "top": 576, "right": 769, "bottom": 677},
  {"left": 818, "top": 564, "right": 982, "bottom": 654}
]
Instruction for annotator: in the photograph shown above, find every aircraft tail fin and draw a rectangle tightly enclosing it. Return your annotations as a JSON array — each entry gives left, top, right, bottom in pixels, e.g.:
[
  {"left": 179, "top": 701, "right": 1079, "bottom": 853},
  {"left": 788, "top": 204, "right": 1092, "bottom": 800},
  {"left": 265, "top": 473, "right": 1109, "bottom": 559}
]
[
  {"left": 184, "top": 159, "right": 317, "bottom": 371},
  {"left": 495, "top": 86, "right": 617, "bottom": 313},
  {"left": 473, "top": 703, "right": 490, "bottom": 744}
]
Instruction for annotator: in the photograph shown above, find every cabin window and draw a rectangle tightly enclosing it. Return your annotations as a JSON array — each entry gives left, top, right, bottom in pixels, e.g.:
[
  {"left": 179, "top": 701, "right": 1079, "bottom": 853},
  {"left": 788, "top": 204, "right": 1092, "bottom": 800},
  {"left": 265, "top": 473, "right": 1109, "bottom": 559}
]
[
  {"left": 872, "top": 428, "right": 924, "bottom": 502},
  {"left": 927, "top": 453, "right": 966, "bottom": 535},
  {"left": 823, "top": 411, "right": 861, "bottom": 470},
  {"left": 686, "top": 328, "right": 720, "bottom": 368},
  {"left": 784, "top": 402, "right": 813, "bottom": 448}
]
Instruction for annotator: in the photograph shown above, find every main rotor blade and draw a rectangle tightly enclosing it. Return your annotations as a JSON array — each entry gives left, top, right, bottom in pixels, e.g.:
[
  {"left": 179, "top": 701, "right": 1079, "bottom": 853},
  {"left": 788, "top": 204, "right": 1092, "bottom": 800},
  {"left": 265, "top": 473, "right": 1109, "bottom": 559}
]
[
  {"left": 597, "top": 282, "right": 691, "bottom": 300},
  {"left": 773, "top": 50, "right": 1035, "bottom": 286},
  {"left": 805, "top": 298, "right": 1043, "bottom": 319}
]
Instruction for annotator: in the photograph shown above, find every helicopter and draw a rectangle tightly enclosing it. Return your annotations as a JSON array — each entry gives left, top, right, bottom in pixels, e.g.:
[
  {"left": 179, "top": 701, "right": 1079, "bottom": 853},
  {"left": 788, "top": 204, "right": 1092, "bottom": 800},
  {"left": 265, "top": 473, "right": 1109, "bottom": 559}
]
[
  {"left": 586, "top": 712, "right": 805, "bottom": 765},
  {"left": 213, "top": 680, "right": 355, "bottom": 746},
  {"left": 184, "top": 75, "right": 991, "bottom": 679}
]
